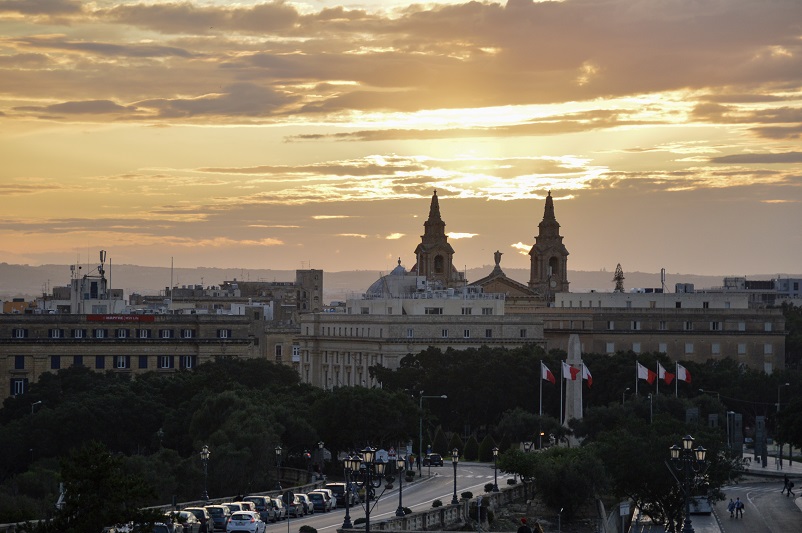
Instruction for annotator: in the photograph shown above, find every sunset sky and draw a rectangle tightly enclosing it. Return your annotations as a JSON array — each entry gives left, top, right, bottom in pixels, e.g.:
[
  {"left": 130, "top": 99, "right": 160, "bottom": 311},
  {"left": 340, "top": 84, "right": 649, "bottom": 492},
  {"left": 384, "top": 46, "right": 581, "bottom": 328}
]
[{"left": 2, "top": 0, "right": 801, "bottom": 278}]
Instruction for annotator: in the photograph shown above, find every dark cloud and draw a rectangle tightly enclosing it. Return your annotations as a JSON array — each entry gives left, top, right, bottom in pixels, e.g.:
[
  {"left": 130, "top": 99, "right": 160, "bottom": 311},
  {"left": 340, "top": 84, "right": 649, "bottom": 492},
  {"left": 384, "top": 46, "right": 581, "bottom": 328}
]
[
  {"left": 750, "top": 125, "right": 802, "bottom": 139},
  {"left": 710, "top": 152, "right": 802, "bottom": 164},
  {"left": 0, "top": 0, "right": 81, "bottom": 15},
  {"left": 13, "top": 36, "right": 195, "bottom": 58},
  {"left": 15, "top": 100, "right": 136, "bottom": 115},
  {"left": 136, "top": 83, "right": 296, "bottom": 118}
]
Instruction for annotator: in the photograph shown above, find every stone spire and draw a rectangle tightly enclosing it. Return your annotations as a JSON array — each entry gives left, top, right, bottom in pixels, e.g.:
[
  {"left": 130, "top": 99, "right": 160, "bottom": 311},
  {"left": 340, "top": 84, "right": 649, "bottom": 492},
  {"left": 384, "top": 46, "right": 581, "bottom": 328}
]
[
  {"left": 423, "top": 190, "right": 446, "bottom": 238},
  {"left": 529, "top": 190, "right": 570, "bottom": 297}
]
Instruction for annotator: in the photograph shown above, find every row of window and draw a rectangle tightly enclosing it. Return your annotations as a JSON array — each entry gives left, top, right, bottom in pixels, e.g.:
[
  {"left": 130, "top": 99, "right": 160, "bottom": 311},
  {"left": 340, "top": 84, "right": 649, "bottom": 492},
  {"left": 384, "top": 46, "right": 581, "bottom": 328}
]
[
  {"left": 10, "top": 328, "right": 233, "bottom": 339},
  {"left": 604, "top": 321, "right": 774, "bottom": 332},
  {"left": 13, "top": 354, "right": 195, "bottom": 371},
  {"left": 605, "top": 342, "right": 775, "bottom": 356},
  {"left": 405, "top": 328, "right": 528, "bottom": 339}
]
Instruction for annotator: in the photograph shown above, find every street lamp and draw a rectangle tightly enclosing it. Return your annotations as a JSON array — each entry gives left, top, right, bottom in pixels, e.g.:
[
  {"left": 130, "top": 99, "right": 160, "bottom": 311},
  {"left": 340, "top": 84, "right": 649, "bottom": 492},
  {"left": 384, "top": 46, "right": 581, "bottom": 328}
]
[
  {"left": 622, "top": 387, "right": 630, "bottom": 405},
  {"left": 698, "top": 388, "right": 720, "bottom": 399},
  {"left": 395, "top": 456, "right": 407, "bottom": 517},
  {"left": 348, "top": 447, "right": 387, "bottom": 533},
  {"left": 200, "top": 445, "right": 210, "bottom": 501},
  {"left": 317, "top": 440, "right": 325, "bottom": 479},
  {"left": 450, "top": 448, "right": 459, "bottom": 505},
  {"left": 418, "top": 392, "right": 447, "bottom": 475},
  {"left": 275, "top": 445, "right": 283, "bottom": 490},
  {"left": 669, "top": 435, "right": 707, "bottom": 533},
  {"left": 777, "top": 382, "right": 790, "bottom": 412},
  {"left": 342, "top": 454, "right": 356, "bottom": 529},
  {"left": 31, "top": 400, "right": 42, "bottom": 415},
  {"left": 491, "top": 447, "right": 499, "bottom": 492}
]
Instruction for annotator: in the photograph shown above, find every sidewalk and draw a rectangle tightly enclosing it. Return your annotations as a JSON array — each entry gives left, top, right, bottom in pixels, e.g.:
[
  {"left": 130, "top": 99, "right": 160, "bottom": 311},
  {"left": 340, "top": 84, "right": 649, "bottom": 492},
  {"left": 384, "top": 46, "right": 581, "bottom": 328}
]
[
  {"left": 629, "top": 508, "right": 722, "bottom": 533},
  {"left": 739, "top": 450, "right": 802, "bottom": 478}
]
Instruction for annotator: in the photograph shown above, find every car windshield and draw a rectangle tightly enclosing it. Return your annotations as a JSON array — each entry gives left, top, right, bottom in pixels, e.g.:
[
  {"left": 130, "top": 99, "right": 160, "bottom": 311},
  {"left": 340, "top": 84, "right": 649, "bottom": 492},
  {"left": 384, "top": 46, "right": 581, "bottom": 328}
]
[{"left": 207, "top": 508, "right": 224, "bottom": 516}]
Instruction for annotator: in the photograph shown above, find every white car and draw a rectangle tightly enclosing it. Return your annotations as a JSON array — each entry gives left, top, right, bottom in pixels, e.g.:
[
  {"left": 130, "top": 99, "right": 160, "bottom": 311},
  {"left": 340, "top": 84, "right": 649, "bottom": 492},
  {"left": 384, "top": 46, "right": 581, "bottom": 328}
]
[
  {"left": 310, "top": 489, "right": 335, "bottom": 511},
  {"left": 226, "top": 511, "right": 266, "bottom": 533}
]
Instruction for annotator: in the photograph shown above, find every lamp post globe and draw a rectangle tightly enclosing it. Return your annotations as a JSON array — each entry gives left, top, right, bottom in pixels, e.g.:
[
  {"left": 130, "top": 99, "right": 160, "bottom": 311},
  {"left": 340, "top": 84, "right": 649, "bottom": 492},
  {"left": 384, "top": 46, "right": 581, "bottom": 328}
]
[
  {"left": 200, "top": 445, "right": 210, "bottom": 501},
  {"left": 492, "top": 447, "right": 500, "bottom": 492},
  {"left": 451, "top": 448, "right": 459, "bottom": 505},
  {"left": 669, "top": 435, "right": 708, "bottom": 533},
  {"left": 395, "top": 456, "right": 406, "bottom": 517},
  {"left": 275, "top": 445, "right": 283, "bottom": 490}
]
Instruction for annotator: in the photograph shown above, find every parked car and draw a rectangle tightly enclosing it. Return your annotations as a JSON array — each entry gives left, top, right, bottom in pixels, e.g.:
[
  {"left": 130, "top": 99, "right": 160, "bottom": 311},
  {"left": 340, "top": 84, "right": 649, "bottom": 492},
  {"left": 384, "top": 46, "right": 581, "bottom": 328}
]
[
  {"left": 235, "top": 501, "right": 257, "bottom": 513},
  {"left": 223, "top": 503, "right": 244, "bottom": 514},
  {"left": 183, "top": 507, "right": 212, "bottom": 533},
  {"left": 284, "top": 494, "right": 302, "bottom": 518},
  {"left": 311, "top": 488, "right": 336, "bottom": 510},
  {"left": 423, "top": 453, "right": 443, "bottom": 466},
  {"left": 225, "top": 511, "right": 266, "bottom": 533},
  {"left": 306, "top": 491, "right": 328, "bottom": 512},
  {"left": 269, "top": 497, "right": 287, "bottom": 520},
  {"left": 242, "top": 496, "right": 276, "bottom": 523},
  {"left": 204, "top": 505, "right": 232, "bottom": 532},
  {"left": 325, "top": 482, "right": 356, "bottom": 506},
  {"left": 294, "top": 493, "right": 314, "bottom": 515},
  {"left": 168, "top": 511, "right": 201, "bottom": 533}
]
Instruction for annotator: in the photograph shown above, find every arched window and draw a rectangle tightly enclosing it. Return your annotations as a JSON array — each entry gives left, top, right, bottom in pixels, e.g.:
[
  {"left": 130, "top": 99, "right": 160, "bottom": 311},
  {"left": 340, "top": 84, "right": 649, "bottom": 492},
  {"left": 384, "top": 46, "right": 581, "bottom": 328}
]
[{"left": 434, "top": 255, "right": 445, "bottom": 273}]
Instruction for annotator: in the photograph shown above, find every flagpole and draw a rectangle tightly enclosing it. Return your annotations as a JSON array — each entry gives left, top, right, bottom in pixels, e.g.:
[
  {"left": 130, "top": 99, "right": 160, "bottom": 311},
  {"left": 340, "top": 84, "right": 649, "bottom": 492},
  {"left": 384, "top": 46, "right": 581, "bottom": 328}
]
[
  {"left": 560, "top": 363, "right": 564, "bottom": 426},
  {"left": 675, "top": 361, "right": 678, "bottom": 398},
  {"left": 580, "top": 362, "right": 584, "bottom": 418},
  {"left": 539, "top": 360, "right": 543, "bottom": 417},
  {"left": 635, "top": 361, "right": 639, "bottom": 396},
  {"left": 656, "top": 362, "right": 659, "bottom": 396}
]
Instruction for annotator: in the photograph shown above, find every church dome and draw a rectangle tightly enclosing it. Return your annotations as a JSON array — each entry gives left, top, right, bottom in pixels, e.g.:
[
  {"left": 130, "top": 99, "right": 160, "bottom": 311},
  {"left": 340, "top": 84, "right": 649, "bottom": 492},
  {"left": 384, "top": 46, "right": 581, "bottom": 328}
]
[{"left": 365, "top": 258, "right": 414, "bottom": 297}]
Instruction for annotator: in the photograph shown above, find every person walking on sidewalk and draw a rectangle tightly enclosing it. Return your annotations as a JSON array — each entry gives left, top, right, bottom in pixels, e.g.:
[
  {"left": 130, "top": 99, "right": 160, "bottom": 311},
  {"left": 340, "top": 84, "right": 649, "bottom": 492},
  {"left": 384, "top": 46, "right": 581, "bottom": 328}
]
[
  {"left": 735, "top": 497, "right": 744, "bottom": 518},
  {"left": 787, "top": 480, "right": 795, "bottom": 497},
  {"left": 783, "top": 474, "right": 789, "bottom": 494},
  {"left": 727, "top": 499, "right": 735, "bottom": 517}
]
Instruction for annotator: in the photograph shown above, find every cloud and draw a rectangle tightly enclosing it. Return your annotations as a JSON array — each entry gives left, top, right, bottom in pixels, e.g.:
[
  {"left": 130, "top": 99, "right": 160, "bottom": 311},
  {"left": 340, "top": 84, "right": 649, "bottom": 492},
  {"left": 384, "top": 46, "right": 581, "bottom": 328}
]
[
  {"left": 337, "top": 233, "right": 368, "bottom": 238},
  {"left": 447, "top": 232, "right": 477, "bottom": 239},
  {"left": 0, "top": 0, "right": 81, "bottom": 15},
  {"left": 136, "top": 83, "right": 297, "bottom": 118},
  {"left": 385, "top": 233, "right": 404, "bottom": 240},
  {"left": 511, "top": 242, "right": 531, "bottom": 255},
  {"left": 709, "top": 152, "right": 802, "bottom": 164},
  {"left": 11, "top": 35, "right": 195, "bottom": 58},
  {"left": 15, "top": 99, "right": 136, "bottom": 115},
  {"left": 312, "top": 215, "right": 352, "bottom": 220}
]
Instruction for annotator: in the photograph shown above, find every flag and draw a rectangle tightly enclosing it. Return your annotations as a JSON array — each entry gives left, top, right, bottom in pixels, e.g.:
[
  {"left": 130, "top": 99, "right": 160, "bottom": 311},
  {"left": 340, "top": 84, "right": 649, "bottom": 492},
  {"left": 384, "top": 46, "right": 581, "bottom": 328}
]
[
  {"left": 562, "top": 361, "right": 580, "bottom": 380},
  {"left": 637, "top": 362, "right": 656, "bottom": 384},
  {"left": 582, "top": 364, "right": 593, "bottom": 388},
  {"left": 677, "top": 364, "right": 692, "bottom": 383},
  {"left": 541, "top": 362, "right": 556, "bottom": 384},
  {"left": 658, "top": 363, "right": 675, "bottom": 385}
]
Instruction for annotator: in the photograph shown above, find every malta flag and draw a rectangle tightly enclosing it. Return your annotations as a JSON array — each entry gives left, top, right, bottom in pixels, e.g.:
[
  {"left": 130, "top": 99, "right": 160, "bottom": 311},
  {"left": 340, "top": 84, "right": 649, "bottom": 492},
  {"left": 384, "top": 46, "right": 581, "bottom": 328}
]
[
  {"left": 677, "top": 364, "right": 692, "bottom": 383},
  {"left": 658, "top": 363, "right": 675, "bottom": 385},
  {"left": 637, "top": 362, "right": 656, "bottom": 384},
  {"left": 562, "top": 361, "right": 580, "bottom": 380},
  {"left": 541, "top": 362, "right": 556, "bottom": 384},
  {"left": 582, "top": 364, "right": 593, "bottom": 388}
]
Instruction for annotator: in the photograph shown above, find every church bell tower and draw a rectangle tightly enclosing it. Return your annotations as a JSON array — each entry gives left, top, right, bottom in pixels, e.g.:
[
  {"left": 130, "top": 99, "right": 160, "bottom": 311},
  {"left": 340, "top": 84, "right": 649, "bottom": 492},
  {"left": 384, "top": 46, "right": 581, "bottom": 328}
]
[{"left": 529, "top": 191, "right": 569, "bottom": 297}]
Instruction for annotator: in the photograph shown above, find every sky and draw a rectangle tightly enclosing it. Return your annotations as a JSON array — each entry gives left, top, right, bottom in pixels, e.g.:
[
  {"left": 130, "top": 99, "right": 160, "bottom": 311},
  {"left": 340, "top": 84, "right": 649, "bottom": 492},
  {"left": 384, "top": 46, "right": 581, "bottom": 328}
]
[{"left": 1, "top": 0, "right": 801, "bottom": 278}]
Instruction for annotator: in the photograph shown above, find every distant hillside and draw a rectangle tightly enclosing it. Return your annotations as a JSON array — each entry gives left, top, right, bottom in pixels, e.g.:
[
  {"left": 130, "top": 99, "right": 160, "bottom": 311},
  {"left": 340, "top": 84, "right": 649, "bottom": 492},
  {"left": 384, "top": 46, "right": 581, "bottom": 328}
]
[{"left": 0, "top": 262, "right": 787, "bottom": 304}]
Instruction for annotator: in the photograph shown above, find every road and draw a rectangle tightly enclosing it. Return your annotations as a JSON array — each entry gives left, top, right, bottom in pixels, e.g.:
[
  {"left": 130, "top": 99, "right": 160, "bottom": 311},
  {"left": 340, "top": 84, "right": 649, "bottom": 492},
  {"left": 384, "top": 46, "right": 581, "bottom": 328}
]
[
  {"left": 261, "top": 462, "right": 511, "bottom": 533},
  {"left": 716, "top": 478, "right": 802, "bottom": 533}
]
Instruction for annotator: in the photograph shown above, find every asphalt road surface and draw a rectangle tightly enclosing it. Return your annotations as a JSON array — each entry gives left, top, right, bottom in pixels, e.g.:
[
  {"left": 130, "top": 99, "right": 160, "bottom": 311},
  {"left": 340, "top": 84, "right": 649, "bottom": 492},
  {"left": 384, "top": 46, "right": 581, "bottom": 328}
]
[
  {"left": 262, "top": 462, "right": 512, "bottom": 533},
  {"left": 717, "top": 478, "right": 802, "bottom": 533}
]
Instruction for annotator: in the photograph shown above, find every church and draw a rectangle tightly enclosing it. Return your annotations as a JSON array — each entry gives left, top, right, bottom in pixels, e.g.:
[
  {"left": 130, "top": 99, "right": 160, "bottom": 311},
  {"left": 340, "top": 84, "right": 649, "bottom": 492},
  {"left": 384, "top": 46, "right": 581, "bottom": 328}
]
[{"left": 295, "top": 189, "right": 785, "bottom": 388}]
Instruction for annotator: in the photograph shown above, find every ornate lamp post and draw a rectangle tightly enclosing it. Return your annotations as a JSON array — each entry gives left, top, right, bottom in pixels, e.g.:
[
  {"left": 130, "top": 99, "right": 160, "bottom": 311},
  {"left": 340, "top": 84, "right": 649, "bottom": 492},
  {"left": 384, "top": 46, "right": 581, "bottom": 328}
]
[
  {"left": 669, "top": 435, "right": 707, "bottom": 533},
  {"left": 342, "top": 454, "right": 357, "bottom": 529},
  {"left": 200, "top": 445, "right": 210, "bottom": 501},
  {"left": 491, "top": 446, "right": 500, "bottom": 492},
  {"left": 395, "top": 455, "right": 407, "bottom": 517},
  {"left": 317, "top": 440, "right": 325, "bottom": 478},
  {"left": 275, "top": 445, "right": 283, "bottom": 490},
  {"left": 450, "top": 448, "right": 459, "bottom": 505},
  {"left": 349, "top": 447, "right": 387, "bottom": 533}
]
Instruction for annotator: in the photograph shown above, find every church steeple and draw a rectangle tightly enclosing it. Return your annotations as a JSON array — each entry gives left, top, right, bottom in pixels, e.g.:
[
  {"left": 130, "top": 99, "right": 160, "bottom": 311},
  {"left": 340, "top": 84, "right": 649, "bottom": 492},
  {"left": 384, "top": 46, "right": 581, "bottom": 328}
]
[
  {"left": 423, "top": 189, "right": 446, "bottom": 238},
  {"left": 412, "top": 190, "right": 464, "bottom": 288},
  {"left": 529, "top": 191, "right": 570, "bottom": 299}
]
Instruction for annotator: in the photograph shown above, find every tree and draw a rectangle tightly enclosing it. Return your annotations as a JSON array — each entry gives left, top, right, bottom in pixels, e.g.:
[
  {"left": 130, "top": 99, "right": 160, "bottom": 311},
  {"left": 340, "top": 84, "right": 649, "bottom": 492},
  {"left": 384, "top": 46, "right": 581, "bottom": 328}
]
[
  {"left": 478, "top": 435, "right": 496, "bottom": 462},
  {"left": 50, "top": 441, "right": 162, "bottom": 533},
  {"left": 529, "top": 447, "right": 606, "bottom": 521},
  {"left": 463, "top": 435, "right": 480, "bottom": 461}
]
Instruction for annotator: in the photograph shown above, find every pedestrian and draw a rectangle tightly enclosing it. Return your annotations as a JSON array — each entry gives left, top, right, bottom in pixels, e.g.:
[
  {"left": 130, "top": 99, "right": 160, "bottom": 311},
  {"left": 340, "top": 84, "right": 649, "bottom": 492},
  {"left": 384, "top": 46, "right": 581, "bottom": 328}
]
[
  {"left": 735, "top": 497, "right": 744, "bottom": 518},
  {"left": 727, "top": 499, "right": 735, "bottom": 518},
  {"left": 783, "top": 474, "right": 789, "bottom": 494},
  {"left": 516, "top": 518, "right": 532, "bottom": 533},
  {"left": 531, "top": 521, "right": 544, "bottom": 533},
  {"left": 787, "top": 481, "right": 795, "bottom": 497}
]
